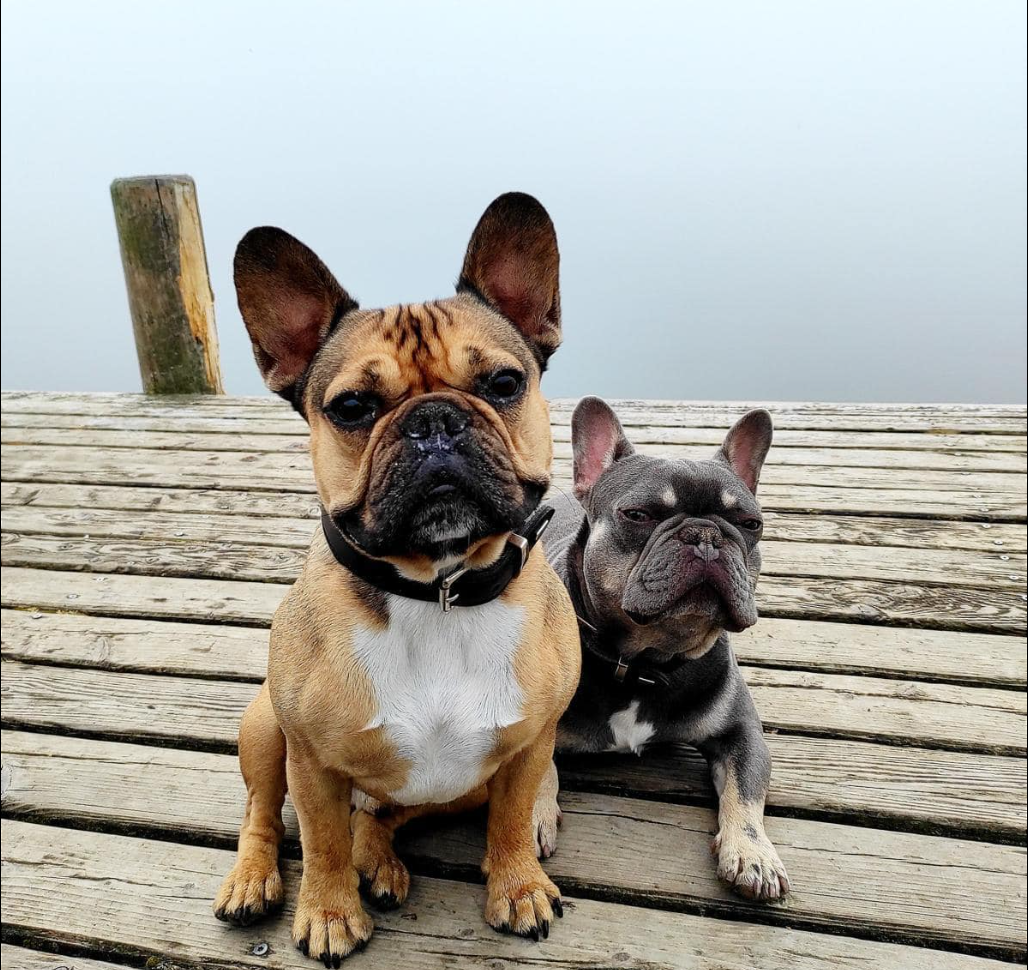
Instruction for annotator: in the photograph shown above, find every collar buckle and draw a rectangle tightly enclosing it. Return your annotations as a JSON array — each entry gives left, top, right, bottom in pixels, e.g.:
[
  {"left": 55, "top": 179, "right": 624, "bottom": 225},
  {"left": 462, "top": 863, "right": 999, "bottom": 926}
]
[
  {"left": 611, "top": 655, "right": 661, "bottom": 689},
  {"left": 507, "top": 512, "right": 551, "bottom": 576},
  {"left": 438, "top": 564, "right": 469, "bottom": 613}
]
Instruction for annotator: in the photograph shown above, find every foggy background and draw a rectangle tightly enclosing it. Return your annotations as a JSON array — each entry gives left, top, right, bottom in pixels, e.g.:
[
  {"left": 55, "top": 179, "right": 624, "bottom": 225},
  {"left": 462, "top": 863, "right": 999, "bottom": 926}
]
[{"left": 1, "top": 1, "right": 1025, "bottom": 403}]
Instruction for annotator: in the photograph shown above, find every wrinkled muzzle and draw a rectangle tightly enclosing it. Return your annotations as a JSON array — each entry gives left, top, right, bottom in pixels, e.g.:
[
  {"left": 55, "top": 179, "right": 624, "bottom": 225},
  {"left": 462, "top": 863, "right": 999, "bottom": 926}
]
[
  {"left": 342, "top": 394, "right": 542, "bottom": 558},
  {"left": 621, "top": 516, "right": 758, "bottom": 632}
]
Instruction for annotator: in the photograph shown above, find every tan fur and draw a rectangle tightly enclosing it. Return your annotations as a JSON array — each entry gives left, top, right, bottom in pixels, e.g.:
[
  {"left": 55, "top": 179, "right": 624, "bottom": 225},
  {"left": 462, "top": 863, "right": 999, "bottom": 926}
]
[{"left": 215, "top": 296, "right": 580, "bottom": 962}]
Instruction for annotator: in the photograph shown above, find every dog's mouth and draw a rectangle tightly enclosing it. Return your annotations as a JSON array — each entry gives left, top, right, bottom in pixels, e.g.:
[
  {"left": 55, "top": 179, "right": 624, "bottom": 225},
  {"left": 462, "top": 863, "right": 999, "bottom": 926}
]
[
  {"left": 341, "top": 454, "right": 546, "bottom": 562},
  {"left": 622, "top": 564, "right": 756, "bottom": 634}
]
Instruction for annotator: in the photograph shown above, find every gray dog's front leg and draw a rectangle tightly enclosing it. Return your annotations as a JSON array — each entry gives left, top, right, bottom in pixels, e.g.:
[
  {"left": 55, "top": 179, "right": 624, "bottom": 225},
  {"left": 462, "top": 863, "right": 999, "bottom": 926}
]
[{"left": 697, "top": 719, "right": 790, "bottom": 900}]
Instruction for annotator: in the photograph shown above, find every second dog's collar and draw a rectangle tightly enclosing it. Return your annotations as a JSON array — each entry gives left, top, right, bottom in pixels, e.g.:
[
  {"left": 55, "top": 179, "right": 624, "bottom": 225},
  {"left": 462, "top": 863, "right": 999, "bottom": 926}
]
[
  {"left": 576, "top": 618, "right": 691, "bottom": 689},
  {"left": 320, "top": 505, "right": 554, "bottom": 612}
]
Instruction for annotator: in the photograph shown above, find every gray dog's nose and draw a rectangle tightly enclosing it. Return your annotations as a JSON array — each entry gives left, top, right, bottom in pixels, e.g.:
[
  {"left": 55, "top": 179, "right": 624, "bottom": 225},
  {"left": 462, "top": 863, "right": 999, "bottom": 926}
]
[
  {"left": 678, "top": 522, "right": 723, "bottom": 562},
  {"left": 401, "top": 400, "right": 471, "bottom": 444}
]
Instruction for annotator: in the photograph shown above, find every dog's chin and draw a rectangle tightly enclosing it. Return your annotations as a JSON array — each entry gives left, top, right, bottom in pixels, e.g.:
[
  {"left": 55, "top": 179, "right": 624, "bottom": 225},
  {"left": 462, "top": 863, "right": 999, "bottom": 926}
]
[
  {"left": 405, "top": 493, "right": 496, "bottom": 559},
  {"left": 341, "top": 488, "right": 517, "bottom": 562}
]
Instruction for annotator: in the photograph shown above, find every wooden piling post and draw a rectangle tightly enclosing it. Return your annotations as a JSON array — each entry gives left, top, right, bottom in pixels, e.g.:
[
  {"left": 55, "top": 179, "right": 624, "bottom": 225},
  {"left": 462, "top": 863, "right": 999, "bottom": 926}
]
[{"left": 110, "top": 175, "right": 224, "bottom": 394}]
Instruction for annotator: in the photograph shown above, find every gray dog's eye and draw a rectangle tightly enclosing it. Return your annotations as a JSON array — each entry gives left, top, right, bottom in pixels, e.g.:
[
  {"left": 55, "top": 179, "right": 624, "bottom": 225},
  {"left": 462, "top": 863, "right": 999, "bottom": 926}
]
[
  {"left": 620, "top": 507, "right": 652, "bottom": 523},
  {"left": 740, "top": 517, "right": 763, "bottom": 531}
]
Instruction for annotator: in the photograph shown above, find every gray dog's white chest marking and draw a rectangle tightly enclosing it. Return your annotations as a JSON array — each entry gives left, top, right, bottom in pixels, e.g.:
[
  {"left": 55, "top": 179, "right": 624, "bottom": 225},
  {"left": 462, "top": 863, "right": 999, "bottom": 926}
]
[
  {"left": 607, "top": 699, "right": 655, "bottom": 754},
  {"left": 352, "top": 595, "right": 526, "bottom": 805}
]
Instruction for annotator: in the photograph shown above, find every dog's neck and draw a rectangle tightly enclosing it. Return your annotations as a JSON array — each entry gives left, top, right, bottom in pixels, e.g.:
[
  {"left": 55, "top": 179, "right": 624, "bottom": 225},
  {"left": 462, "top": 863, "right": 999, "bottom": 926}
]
[{"left": 320, "top": 505, "right": 554, "bottom": 613}]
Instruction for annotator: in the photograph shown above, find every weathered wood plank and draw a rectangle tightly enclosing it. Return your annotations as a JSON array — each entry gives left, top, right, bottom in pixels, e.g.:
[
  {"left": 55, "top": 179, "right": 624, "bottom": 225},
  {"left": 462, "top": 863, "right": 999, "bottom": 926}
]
[
  {"left": 5, "top": 533, "right": 1022, "bottom": 633},
  {"left": 2, "top": 659, "right": 1024, "bottom": 828},
  {"left": 6, "top": 425, "right": 1026, "bottom": 474},
  {"left": 1, "top": 946, "right": 130, "bottom": 970},
  {"left": 5, "top": 607, "right": 1023, "bottom": 689},
  {"left": 556, "top": 737, "right": 1027, "bottom": 839},
  {"left": 549, "top": 400, "right": 1028, "bottom": 434},
  {"left": 6, "top": 505, "right": 1022, "bottom": 591},
  {"left": 407, "top": 793, "right": 1028, "bottom": 957},
  {"left": 1, "top": 566, "right": 288, "bottom": 625},
  {"left": 4, "top": 821, "right": 1009, "bottom": 970},
  {"left": 4, "top": 441, "right": 1022, "bottom": 495},
  {"left": 1, "top": 743, "right": 1024, "bottom": 956},
  {"left": 7, "top": 482, "right": 1024, "bottom": 553},
  {"left": 4, "top": 389, "right": 1024, "bottom": 432},
  {"left": 5, "top": 445, "right": 1023, "bottom": 522},
  {"left": 5, "top": 407, "right": 1026, "bottom": 454}
]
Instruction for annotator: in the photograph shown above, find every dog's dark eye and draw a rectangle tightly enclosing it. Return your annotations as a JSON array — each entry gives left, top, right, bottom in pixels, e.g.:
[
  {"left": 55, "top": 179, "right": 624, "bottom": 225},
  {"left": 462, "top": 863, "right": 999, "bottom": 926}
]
[
  {"left": 324, "top": 392, "right": 379, "bottom": 428},
  {"left": 485, "top": 369, "right": 524, "bottom": 400},
  {"left": 620, "top": 508, "right": 652, "bottom": 523},
  {"left": 741, "top": 517, "right": 763, "bottom": 531}
]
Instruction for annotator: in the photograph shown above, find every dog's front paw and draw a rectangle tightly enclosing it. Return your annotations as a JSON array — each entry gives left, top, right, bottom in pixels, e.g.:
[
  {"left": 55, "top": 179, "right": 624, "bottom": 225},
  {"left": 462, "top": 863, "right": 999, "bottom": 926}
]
[
  {"left": 485, "top": 864, "right": 564, "bottom": 941},
  {"left": 532, "top": 792, "right": 562, "bottom": 859},
  {"left": 292, "top": 889, "right": 374, "bottom": 967},
  {"left": 712, "top": 825, "right": 791, "bottom": 901},
  {"left": 213, "top": 856, "right": 284, "bottom": 926}
]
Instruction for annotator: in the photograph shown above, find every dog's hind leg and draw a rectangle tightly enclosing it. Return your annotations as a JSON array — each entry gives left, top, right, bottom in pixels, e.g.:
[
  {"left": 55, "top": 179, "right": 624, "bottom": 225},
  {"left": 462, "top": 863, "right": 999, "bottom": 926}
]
[
  {"left": 214, "top": 682, "right": 287, "bottom": 925},
  {"left": 351, "top": 787, "right": 488, "bottom": 909}
]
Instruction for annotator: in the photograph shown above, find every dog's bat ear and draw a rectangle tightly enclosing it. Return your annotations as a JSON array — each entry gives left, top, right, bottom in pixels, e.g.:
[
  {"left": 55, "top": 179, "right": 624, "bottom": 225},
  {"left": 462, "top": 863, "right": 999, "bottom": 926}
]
[
  {"left": 715, "top": 409, "right": 774, "bottom": 494},
  {"left": 458, "top": 192, "right": 561, "bottom": 367},
  {"left": 234, "top": 227, "right": 357, "bottom": 399},
  {"left": 572, "top": 396, "right": 635, "bottom": 499}
]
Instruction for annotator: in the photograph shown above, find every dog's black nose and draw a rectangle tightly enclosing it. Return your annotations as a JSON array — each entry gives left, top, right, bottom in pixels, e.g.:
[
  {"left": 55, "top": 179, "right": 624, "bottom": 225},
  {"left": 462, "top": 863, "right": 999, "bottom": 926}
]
[{"left": 401, "top": 400, "right": 471, "bottom": 443}]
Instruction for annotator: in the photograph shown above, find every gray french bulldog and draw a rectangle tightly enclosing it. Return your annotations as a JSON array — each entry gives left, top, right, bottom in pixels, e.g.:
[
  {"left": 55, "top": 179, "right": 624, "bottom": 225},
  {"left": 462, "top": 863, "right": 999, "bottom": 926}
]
[{"left": 533, "top": 396, "right": 790, "bottom": 900}]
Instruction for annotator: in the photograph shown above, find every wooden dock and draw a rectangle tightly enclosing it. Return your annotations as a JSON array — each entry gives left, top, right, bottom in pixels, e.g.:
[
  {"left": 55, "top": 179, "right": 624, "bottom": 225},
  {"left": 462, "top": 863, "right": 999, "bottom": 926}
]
[{"left": 2, "top": 390, "right": 1025, "bottom": 970}]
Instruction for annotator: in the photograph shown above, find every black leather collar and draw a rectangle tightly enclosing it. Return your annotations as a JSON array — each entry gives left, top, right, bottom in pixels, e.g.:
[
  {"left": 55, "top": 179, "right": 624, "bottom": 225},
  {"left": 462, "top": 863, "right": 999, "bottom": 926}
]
[
  {"left": 321, "top": 505, "right": 555, "bottom": 612},
  {"left": 577, "top": 618, "right": 691, "bottom": 689}
]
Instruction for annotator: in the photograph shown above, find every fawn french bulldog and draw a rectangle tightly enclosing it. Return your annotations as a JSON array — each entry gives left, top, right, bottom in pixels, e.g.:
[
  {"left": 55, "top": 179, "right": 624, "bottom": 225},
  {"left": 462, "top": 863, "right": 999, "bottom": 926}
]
[
  {"left": 535, "top": 397, "right": 791, "bottom": 900},
  {"left": 213, "top": 194, "right": 581, "bottom": 965}
]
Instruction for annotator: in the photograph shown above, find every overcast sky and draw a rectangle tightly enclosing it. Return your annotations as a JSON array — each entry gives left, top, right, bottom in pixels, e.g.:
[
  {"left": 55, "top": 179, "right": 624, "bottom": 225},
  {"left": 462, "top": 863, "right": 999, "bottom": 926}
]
[{"left": 1, "top": 1, "right": 1025, "bottom": 403}]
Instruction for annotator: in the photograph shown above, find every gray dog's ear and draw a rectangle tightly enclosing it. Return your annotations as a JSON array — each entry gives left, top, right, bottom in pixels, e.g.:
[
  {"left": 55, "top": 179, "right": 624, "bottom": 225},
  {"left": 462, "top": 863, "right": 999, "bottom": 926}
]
[
  {"left": 572, "top": 396, "right": 635, "bottom": 499},
  {"left": 234, "top": 227, "right": 358, "bottom": 398},
  {"left": 715, "top": 409, "right": 773, "bottom": 493},
  {"left": 458, "top": 192, "right": 561, "bottom": 367}
]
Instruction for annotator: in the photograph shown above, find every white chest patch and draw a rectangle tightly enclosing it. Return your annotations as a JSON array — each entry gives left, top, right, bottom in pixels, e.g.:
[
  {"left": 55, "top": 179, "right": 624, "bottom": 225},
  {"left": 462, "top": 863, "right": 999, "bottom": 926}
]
[
  {"left": 352, "top": 595, "right": 526, "bottom": 806},
  {"left": 607, "top": 699, "right": 655, "bottom": 755}
]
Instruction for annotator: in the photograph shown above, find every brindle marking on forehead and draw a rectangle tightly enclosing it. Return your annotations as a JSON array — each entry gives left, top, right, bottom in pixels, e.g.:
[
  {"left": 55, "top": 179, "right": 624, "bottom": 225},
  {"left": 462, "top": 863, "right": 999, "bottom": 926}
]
[{"left": 306, "top": 294, "right": 536, "bottom": 408}]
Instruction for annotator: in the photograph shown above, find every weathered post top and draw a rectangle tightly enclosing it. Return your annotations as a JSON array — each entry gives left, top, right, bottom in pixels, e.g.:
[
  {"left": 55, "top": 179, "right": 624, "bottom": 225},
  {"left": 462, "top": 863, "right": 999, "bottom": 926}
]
[{"left": 110, "top": 175, "right": 224, "bottom": 395}]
